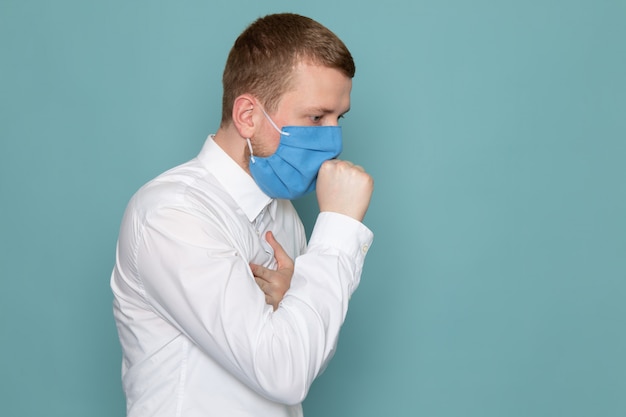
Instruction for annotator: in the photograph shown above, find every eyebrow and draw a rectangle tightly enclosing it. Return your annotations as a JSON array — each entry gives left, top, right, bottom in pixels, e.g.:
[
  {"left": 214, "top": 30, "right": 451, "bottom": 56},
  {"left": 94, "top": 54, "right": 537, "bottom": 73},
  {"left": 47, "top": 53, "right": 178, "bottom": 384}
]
[{"left": 309, "top": 106, "right": 351, "bottom": 116}]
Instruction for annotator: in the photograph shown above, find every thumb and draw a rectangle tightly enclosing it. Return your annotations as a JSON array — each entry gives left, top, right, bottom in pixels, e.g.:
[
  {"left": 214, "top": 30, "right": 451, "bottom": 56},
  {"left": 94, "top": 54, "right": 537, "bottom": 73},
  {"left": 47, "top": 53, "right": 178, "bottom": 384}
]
[{"left": 265, "top": 231, "right": 294, "bottom": 270}]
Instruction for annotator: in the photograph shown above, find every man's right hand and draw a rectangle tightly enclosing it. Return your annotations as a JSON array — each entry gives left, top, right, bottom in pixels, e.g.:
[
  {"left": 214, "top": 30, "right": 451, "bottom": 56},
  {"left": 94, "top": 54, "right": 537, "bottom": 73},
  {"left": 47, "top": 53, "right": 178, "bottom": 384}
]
[
  {"left": 250, "top": 231, "right": 294, "bottom": 311},
  {"left": 316, "top": 159, "right": 374, "bottom": 222}
]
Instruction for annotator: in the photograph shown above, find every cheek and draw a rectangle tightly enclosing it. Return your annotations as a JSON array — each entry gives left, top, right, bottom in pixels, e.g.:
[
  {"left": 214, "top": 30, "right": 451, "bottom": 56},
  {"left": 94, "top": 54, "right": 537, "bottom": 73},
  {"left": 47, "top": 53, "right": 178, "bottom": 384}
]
[
  {"left": 267, "top": 135, "right": 281, "bottom": 155},
  {"left": 255, "top": 125, "right": 282, "bottom": 157}
]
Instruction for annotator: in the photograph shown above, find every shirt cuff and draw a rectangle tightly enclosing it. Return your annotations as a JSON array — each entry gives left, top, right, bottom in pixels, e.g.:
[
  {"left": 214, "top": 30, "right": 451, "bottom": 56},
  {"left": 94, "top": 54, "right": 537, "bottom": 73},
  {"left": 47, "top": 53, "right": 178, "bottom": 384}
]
[{"left": 308, "top": 212, "right": 374, "bottom": 262}]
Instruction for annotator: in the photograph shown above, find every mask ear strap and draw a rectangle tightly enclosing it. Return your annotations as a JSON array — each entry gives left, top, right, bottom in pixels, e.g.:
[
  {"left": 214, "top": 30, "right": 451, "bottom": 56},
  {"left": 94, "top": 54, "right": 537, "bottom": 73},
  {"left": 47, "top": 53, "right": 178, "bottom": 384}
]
[
  {"left": 260, "top": 108, "right": 290, "bottom": 136},
  {"left": 246, "top": 138, "right": 255, "bottom": 163}
]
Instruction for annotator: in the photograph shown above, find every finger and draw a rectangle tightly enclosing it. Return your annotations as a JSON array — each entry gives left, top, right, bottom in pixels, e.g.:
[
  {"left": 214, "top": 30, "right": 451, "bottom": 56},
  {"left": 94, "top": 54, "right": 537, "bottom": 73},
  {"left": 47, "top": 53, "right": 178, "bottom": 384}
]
[
  {"left": 254, "top": 277, "right": 266, "bottom": 292},
  {"left": 264, "top": 231, "right": 294, "bottom": 269},
  {"left": 251, "top": 263, "right": 270, "bottom": 283}
]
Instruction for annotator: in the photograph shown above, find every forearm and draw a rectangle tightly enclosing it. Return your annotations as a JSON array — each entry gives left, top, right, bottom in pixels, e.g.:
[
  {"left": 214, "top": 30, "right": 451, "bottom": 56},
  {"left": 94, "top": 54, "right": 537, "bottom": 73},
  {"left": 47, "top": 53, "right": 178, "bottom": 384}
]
[{"left": 249, "top": 212, "right": 373, "bottom": 402}]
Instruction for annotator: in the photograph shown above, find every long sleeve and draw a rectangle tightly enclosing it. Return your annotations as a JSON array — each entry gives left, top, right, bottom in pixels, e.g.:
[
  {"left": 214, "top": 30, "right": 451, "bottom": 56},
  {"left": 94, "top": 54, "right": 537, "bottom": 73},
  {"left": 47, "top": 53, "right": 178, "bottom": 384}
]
[
  {"left": 256, "top": 212, "right": 372, "bottom": 401},
  {"left": 111, "top": 137, "right": 374, "bottom": 416},
  {"left": 131, "top": 205, "right": 371, "bottom": 405}
]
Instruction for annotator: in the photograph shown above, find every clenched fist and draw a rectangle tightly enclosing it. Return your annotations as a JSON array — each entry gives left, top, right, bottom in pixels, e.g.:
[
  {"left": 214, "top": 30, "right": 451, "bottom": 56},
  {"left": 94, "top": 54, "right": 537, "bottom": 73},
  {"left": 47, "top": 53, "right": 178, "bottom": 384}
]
[{"left": 316, "top": 159, "right": 374, "bottom": 222}]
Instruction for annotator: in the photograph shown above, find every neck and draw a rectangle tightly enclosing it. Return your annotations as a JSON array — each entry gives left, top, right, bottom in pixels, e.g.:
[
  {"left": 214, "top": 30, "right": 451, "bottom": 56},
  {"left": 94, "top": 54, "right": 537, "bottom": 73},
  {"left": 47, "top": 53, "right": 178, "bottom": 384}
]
[{"left": 213, "top": 124, "right": 251, "bottom": 174}]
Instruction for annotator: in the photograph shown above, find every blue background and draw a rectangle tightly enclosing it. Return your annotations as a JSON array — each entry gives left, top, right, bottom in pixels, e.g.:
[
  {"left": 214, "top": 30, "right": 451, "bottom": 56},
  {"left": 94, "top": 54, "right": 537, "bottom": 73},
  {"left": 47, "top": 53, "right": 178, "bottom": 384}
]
[{"left": 1, "top": 1, "right": 624, "bottom": 416}]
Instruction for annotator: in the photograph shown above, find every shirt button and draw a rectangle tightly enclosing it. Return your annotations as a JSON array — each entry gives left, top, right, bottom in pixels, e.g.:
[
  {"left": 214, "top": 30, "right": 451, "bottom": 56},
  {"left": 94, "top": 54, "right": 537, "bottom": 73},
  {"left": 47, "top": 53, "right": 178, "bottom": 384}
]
[{"left": 362, "top": 244, "right": 369, "bottom": 254}]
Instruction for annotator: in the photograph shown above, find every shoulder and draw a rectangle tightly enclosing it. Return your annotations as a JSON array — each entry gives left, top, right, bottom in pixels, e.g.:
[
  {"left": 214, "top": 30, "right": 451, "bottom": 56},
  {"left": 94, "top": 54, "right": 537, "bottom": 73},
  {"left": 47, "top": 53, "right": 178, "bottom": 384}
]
[{"left": 134, "top": 158, "right": 229, "bottom": 211}]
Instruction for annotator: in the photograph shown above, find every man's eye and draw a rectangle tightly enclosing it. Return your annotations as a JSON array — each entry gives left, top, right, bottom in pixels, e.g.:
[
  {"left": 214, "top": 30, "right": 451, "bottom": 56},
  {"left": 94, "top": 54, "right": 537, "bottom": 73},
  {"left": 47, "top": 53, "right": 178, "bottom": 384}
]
[{"left": 310, "top": 115, "right": 322, "bottom": 123}]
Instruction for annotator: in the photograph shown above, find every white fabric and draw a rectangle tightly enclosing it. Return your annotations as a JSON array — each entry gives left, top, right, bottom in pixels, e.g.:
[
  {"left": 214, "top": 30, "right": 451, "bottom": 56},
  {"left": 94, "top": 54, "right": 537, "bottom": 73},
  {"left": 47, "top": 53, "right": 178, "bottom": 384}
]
[{"left": 111, "top": 135, "right": 373, "bottom": 417}]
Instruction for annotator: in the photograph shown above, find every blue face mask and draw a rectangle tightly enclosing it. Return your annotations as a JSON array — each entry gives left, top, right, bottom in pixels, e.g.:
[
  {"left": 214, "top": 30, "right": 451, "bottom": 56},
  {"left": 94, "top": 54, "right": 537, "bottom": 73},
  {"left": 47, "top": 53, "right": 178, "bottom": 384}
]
[{"left": 247, "top": 110, "right": 342, "bottom": 199}]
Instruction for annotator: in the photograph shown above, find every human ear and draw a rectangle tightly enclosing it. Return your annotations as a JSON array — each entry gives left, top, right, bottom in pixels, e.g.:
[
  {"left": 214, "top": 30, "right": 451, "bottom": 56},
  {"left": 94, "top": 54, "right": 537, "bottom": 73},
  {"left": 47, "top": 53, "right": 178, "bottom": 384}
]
[{"left": 232, "top": 94, "right": 257, "bottom": 139}]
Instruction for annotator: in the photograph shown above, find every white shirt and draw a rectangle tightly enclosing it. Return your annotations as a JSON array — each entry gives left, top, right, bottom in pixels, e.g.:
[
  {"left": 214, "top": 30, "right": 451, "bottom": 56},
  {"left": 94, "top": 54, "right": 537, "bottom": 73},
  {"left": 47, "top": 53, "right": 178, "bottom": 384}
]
[{"left": 111, "top": 136, "right": 373, "bottom": 417}]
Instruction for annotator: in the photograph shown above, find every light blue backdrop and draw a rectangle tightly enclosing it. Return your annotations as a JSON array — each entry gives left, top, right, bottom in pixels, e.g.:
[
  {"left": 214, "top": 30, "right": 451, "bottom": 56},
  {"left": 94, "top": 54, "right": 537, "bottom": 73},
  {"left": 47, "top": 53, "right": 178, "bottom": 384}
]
[{"left": 1, "top": 1, "right": 624, "bottom": 416}]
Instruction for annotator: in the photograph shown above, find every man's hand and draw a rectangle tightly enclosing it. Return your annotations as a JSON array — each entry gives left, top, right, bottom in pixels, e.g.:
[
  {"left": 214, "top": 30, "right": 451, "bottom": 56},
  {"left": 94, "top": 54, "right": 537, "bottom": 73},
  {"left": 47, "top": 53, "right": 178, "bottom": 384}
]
[
  {"left": 250, "top": 231, "right": 294, "bottom": 310},
  {"left": 316, "top": 159, "right": 374, "bottom": 222}
]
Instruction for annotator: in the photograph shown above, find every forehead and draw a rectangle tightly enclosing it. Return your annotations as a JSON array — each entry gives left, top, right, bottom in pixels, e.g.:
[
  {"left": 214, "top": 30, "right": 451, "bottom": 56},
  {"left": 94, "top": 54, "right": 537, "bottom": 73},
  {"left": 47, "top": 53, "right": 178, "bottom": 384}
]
[{"left": 280, "top": 62, "right": 352, "bottom": 112}]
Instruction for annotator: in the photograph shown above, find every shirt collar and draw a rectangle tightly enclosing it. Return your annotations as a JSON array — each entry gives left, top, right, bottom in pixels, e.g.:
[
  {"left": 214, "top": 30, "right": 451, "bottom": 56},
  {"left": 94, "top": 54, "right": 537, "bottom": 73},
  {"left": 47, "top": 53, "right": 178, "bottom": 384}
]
[{"left": 198, "top": 135, "right": 274, "bottom": 223}]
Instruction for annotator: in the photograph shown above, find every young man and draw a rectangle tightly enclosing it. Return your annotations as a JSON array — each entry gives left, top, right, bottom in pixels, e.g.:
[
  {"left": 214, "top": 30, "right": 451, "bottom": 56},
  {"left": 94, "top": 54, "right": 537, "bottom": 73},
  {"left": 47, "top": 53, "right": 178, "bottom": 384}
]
[{"left": 111, "top": 13, "right": 374, "bottom": 417}]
